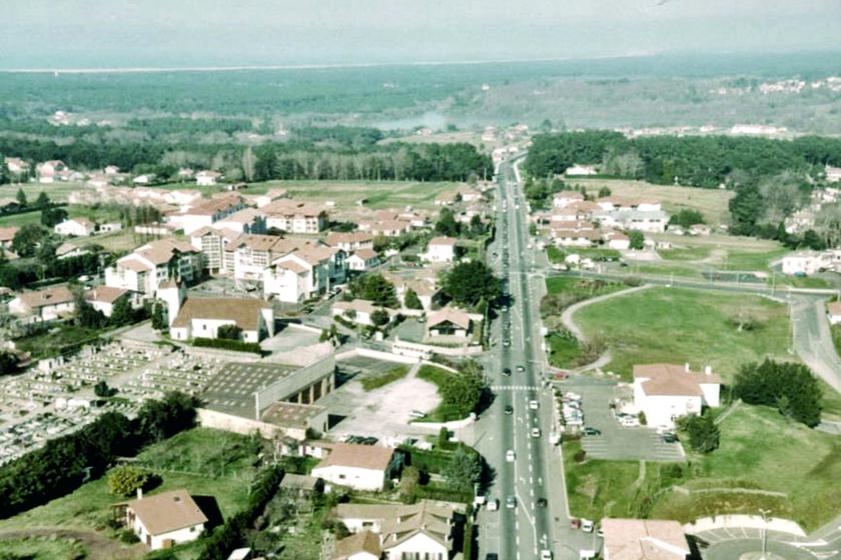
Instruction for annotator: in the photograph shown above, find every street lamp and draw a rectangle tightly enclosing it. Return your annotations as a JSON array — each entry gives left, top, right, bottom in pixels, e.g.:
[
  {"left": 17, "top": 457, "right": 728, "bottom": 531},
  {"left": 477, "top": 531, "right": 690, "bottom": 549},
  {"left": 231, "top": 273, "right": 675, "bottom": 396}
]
[{"left": 759, "top": 508, "right": 771, "bottom": 560}]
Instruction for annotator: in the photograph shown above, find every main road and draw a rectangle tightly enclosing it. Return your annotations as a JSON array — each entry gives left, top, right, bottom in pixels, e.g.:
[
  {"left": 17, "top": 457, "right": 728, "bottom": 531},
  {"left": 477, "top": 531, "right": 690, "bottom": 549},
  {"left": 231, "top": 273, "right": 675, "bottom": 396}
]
[{"left": 476, "top": 154, "right": 568, "bottom": 559}]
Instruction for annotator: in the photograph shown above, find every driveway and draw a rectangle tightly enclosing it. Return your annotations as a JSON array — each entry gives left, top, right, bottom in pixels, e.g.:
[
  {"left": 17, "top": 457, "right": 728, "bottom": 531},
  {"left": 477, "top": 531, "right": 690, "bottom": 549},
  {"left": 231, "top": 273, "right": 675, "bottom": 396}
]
[{"left": 562, "top": 377, "right": 685, "bottom": 462}]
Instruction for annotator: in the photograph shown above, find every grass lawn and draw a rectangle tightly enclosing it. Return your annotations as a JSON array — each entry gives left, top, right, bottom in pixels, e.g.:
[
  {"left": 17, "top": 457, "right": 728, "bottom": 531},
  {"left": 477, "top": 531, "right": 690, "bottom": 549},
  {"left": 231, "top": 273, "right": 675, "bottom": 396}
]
[
  {"left": 565, "top": 405, "right": 841, "bottom": 531},
  {"left": 0, "top": 209, "right": 43, "bottom": 227},
  {"left": 247, "top": 179, "right": 462, "bottom": 211},
  {"left": 361, "top": 365, "right": 411, "bottom": 391},
  {"left": 0, "top": 182, "right": 85, "bottom": 204},
  {"left": 416, "top": 364, "right": 463, "bottom": 422},
  {"left": 570, "top": 179, "right": 734, "bottom": 225},
  {"left": 574, "top": 287, "right": 792, "bottom": 381},
  {"left": 0, "top": 536, "right": 89, "bottom": 559},
  {"left": 547, "top": 246, "right": 621, "bottom": 263},
  {"left": 546, "top": 332, "right": 583, "bottom": 368},
  {"left": 14, "top": 324, "right": 105, "bottom": 359},
  {"left": 657, "top": 245, "right": 713, "bottom": 261},
  {"left": 545, "top": 276, "right": 625, "bottom": 299},
  {"left": 0, "top": 428, "right": 260, "bottom": 533}
]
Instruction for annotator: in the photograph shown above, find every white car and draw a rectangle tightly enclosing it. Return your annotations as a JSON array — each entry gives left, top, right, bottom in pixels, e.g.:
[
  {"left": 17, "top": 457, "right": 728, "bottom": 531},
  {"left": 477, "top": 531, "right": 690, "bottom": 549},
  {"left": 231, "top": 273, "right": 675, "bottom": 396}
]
[
  {"left": 581, "top": 519, "right": 595, "bottom": 533},
  {"left": 529, "top": 399, "right": 539, "bottom": 410},
  {"left": 506, "top": 449, "right": 516, "bottom": 462},
  {"left": 486, "top": 498, "right": 499, "bottom": 511},
  {"left": 620, "top": 416, "right": 640, "bottom": 428},
  {"left": 531, "top": 427, "right": 541, "bottom": 438},
  {"left": 540, "top": 551, "right": 553, "bottom": 560}
]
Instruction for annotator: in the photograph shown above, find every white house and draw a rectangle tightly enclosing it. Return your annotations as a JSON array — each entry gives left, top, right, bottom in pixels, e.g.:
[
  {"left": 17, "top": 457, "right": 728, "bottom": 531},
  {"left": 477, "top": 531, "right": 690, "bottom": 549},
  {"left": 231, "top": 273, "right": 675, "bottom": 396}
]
[
  {"left": 326, "top": 232, "right": 374, "bottom": 252},
  {"left": 632, "top": 363, "right": 721, "bottom": 429},
  {"left": 9, "top": 286, "right": 76, "bottom": 321},
  {"left": 826, "top": 164, "right": 841, "bottom": 184},
  {"left": 333, "top": 531, "right": 382, "bottom": 560},
  {"left": 117, "top": 489, "right": 207, "bottom": 550},
  {"left": 781, "top": 251, "right": 827, "bottom": 276},
  {"left": 601, "top": 518, "right": 690, "bottom": 560},
  {"left": 214, "top": 208, "right": 267, "bottom": 235},
  {"left": 0, "top": 226, "right": 19, "bottom": 249},
  {"left": 105, "top": 239, "right": 200, "bottom": 298},
  {"left": 195, "top": 170, "right": 223, "bottom": 186},
  {"left": 263, "top": 246, "right": 344, "bottom": 303},
  {"left": 168, "top": 295, "right": 274, "bottom": 342},
  {"left": 84, "top": 286, "right": 130, "bottom": 318},
  {"left": 335, "top": 501, "right": 458, "bottom": 560},
  {"left": 310, "top": 443, "right": 396, "bottom": 492},
  {"left": 222, "top": 234, "right": 302, "bottom": 281},
  {"left": 168, "top": 195, "right": 246, "bottom": 235},
  {"left": 54, "top": 218, "right": 96, "bottom": 237},
  {"left": 426, "top": 307, "right": 481, "bottom": 340},
  {"left": 604, "top": 230, "right": 631, "bottom": 250},
  {"left": 4, "top": 157, "right": 29, "bottom": 176},
  {"left": 828, "top": 301, "right": 841, "bottom": 325},
  {"left": 347, "top": 249, "right": 380, "bottom": 272},
  {"left": 565, "top": 164, "right": 598, "bottom": 176},
  {"left": 35, "top": 160, "right": 66, "bottom": 183},
  {"left": 332, "top": 299, "right": 393, "bottom": 327},
  {"left": 552, "top": 191, "right": 585, "bottom": 208},
  {"left": 263, "top": 199, "right": 327, "bottom": 234},
  {"left": 424, "top": 236, "right": 457, "bottom": 263}
]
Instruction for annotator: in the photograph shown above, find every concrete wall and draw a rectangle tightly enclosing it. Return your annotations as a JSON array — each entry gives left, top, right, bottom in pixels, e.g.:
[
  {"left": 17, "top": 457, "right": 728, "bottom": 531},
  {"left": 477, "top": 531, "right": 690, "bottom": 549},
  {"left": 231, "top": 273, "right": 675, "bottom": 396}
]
[
  {"left": 254, "top": 353, "right": 336, "bottom": 415},
  {"left": 197, "top": 407, "right": 307, "bottom": 440}
]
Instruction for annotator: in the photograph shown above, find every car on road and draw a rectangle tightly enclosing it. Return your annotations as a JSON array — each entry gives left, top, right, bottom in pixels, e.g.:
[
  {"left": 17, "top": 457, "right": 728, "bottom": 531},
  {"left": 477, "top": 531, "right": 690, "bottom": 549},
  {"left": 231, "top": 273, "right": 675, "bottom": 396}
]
[
  {"left": 504, "top": 405, "right": 514, "bottom": 415},
  {"left": 409, "top": 410, "right": 426, "bottom": 419},
  {"left": 540, "top": 551, "right": 553, "bottom": 560},
  {"left": 536, "top": 497, "right": 547, "bottom": 508},
  {"left": 502, "top": 367, "right": 511, "bottom": 376},
  {"left": 503, "top": 339, "right": 511, "bottom": 347},
  {"left": 486, "top": 554, "right": 499, "bottom": 560},
  {"left": 582, "top": 426, "right": 601, "bottom": 436},
  {"left": 531, "top": 427, "right": 541, "bottom": 438},
  {"left": 528, "top": 399, "right": 539, "bottom": 410},
  {"left": 516, "top": 365, "right": 525, "bottom": 373},
  {"left": 505, "top": 449, "right": 515, "bottom": 462},
  {"left": 486, "top": 499, "right": 499, "bottom": 511},
  {"left": 505, "top": 495, "right": 517, "bottom": 509}
]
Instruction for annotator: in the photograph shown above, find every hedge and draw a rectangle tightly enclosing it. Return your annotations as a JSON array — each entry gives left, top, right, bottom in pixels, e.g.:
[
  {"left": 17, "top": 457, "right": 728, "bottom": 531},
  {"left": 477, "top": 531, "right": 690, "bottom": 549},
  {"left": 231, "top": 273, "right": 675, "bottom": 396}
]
[{"left": 192, "top": 337, "right": 263, "bottom": 354}]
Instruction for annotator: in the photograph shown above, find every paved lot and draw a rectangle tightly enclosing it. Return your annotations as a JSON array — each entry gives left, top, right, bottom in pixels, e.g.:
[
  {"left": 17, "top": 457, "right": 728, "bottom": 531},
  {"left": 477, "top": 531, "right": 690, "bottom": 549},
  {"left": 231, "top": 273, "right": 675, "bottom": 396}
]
[
  {"left": 693, "top": 528, "right": 823, "bottom": 560},
  {"left": 562, "top": 378, "right": 685, "bottom": 462},
  {"left": 320, "top": 359, "right": 441, "bottom": 440},
  {"left": 260, "top": 327, "right": 320, "bottom": 353}
]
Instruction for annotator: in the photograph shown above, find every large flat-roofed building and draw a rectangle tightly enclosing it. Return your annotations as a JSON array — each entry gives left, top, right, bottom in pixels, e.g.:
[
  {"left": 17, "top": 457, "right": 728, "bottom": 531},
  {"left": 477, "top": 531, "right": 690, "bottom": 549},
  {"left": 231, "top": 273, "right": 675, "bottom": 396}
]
[{"left": 198, "top": 355, "right": 335, "bottom": 440}]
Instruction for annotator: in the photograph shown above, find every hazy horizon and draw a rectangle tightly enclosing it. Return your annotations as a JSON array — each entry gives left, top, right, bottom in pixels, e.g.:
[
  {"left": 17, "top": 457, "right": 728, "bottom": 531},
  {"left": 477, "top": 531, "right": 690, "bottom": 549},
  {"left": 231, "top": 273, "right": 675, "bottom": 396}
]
[{"left": 2, "top": 0, "right": 841, "bottom": 70}]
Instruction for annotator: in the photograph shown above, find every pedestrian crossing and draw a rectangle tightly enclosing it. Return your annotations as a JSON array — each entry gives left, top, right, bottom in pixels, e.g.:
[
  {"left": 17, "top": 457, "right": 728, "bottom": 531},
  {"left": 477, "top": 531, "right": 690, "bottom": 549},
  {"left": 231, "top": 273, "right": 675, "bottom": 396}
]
[{"left": 491, "top": 385, "right": 541, "bottom": 391}]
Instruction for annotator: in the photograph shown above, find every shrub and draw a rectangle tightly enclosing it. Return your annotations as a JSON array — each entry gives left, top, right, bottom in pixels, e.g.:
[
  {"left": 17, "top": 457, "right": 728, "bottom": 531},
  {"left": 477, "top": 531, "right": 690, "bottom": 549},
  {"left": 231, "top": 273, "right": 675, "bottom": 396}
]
[
  {"left": 193, "top": 337, "right": 263, "bottom": 354},
  {"left": 107, "top": 465, "right": 150, "bottom": 497},
  {"left": 120, "top": 529, "right": 141, "bottom": 544},
  {"left": 684, "top": 412, "right": 720, "bottom": 453},
  {"left": 573, "top": 449, "right": 587, "bottom": 463},
  {"left": 733, "top": 359, "right": 822, "bottom": 427},
  {"left": 217, "top": 324, "right": 243, "bottom": 340}
]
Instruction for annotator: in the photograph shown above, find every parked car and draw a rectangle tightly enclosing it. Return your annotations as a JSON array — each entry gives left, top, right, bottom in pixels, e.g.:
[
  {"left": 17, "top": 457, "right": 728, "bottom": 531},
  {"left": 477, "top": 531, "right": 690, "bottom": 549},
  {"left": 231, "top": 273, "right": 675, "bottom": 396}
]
[
  {"left": 582, "top": 426, "right": 601, "bottom": 436},
  {"left": 487, "top": 499, "right": 499, "bottom": 512},
  {"left": 620, "top": 416, "right": 640, "bottom": 428},
  {"left": 486, "top": 554, "right": 499, "bottom": 560},
  {"left": 409, "top": 410, "right": 426, "bottom": 419},
  {"left": 581, "top": 519, "right": 595, "bottom": 533},
  {"left": 661, "top": 433, "right": 678, "bottom": 443}
]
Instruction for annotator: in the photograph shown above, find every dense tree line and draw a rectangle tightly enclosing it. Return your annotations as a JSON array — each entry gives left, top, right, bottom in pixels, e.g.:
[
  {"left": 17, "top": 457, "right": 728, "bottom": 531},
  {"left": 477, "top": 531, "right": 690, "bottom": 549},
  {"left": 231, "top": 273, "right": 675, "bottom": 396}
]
[
  {"left": 0, "top": 250, "right": 105, "bottom": 290},
  {"left": 733, "top": 359, "right": 823, "bottom": 427},
  {"left": 524, "top": 131, "right": 841, "bottom": 188},
  {"left": 0, "top": 392, "right": 199, "bottom": 518},
  {"left": 196, "top": 466, "right": 284, "bottom": 560}
]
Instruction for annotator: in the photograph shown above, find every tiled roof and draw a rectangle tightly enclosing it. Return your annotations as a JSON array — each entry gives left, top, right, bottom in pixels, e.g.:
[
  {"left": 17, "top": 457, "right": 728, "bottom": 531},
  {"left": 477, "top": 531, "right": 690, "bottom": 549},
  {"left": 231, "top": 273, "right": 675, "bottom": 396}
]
[
  {"left": 171, "top": 297, "right": 270, "bottom": 331},
  {"left": 15, "top": 286, "right": 74, "bottom": 309},
  {"left": 124, "top": 490, "right": 207, "bottom": 536},
  {"left": 334, "top": 530, "right": 382, "bottom": 560},
  {"left": 314, "top": 443, "right": 394, "bottom": 472},
  {"left": 85, "top": 286, "right": 128, "bottom": 304},
  {"left": 633, "top": 363, "right": 721, "bottom": 397}
]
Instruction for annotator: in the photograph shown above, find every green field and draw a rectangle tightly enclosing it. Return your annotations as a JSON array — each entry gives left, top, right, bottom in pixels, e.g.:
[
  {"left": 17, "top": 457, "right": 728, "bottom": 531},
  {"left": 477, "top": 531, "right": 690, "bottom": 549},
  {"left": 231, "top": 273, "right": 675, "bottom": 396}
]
[
  {"left": 0, "top": 536, "right": 90, "bottom": 560},
  {"left": 565, "top": 405, "right": 841, "bottom": 530},
  {"left": 0, "top": 182, "right": 85, "bottom": 204},
  {"left": 0, "top": 428, "right": 261, "bottom": 533},
  {"left": 14, "top": 325, "right": 105, "bottom": 359},
  {"left": 573, "top": 287, "right": 792, "bottom": 380},
  {"left": 361, "top": 365, "right": 410, "bottom": 391}
]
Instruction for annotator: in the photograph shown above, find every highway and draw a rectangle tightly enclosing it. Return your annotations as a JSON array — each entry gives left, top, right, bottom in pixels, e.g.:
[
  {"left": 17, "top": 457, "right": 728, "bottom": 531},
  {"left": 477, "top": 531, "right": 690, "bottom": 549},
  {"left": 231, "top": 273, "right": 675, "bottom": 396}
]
[{"left": 478, "top": 155, "right": 559, "bottom": 560}]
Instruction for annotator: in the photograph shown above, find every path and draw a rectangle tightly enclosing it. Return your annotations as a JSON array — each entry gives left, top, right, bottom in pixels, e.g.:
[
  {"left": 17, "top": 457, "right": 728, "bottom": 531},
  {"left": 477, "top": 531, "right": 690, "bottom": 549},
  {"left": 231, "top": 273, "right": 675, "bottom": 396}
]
[
  {"left": 560, "top": 285, "right": 652, "bottom": 341},
  {"left": 0, "top": 527, "right": 144, "bottom": 560}
]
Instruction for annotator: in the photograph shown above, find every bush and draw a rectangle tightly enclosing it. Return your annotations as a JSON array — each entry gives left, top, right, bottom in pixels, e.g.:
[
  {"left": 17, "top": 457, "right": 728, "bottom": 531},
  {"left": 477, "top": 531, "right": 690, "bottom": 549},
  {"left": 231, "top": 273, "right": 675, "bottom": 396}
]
[
  {"left": 573, "top": 449, "right": 587, "bottom": 463},
  {"left": 733, "top": 359, "right": 822, "bottom": 427},
  {"left": 684, "top": 412, "right": 720, "bottom": 453},
  {"left": 193, "top": 337, "right": 263, "bottom": 355},
  {"left": 120, "top": 529, "right": 141, "bottom": 544},
  {"left": 107, "top": 465, "right": 150, "bottom": 497},
  {"left": 217, "top": 324, "right": 243, "bottom": 340}
]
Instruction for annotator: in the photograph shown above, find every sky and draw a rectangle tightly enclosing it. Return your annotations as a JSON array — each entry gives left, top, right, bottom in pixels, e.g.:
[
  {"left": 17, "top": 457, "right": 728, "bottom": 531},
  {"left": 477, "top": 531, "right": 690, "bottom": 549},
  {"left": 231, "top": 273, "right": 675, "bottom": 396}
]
[{"left": 1, "top": 0, "right": 840, "bottom": 69}]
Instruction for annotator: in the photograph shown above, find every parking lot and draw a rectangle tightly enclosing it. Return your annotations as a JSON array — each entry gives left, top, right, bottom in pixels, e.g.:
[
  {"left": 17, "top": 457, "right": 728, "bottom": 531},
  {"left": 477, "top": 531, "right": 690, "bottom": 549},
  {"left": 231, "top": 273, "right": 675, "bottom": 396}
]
[
  {"left": 319, "top": 357, "right": 440, "bottom": 440},
  {"left": 561, "top": 377, "right": 685, "bottom": 461}
]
